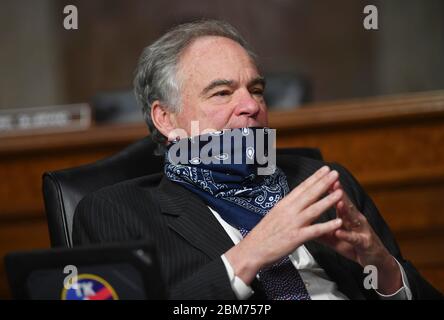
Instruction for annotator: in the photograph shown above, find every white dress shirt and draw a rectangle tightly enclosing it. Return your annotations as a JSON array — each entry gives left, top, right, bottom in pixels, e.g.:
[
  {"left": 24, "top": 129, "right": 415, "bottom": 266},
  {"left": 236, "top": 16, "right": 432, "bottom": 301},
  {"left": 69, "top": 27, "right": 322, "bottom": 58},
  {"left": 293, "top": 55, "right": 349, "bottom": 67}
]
[{"left": 208, "top": 207, "right": 413, "bottom": 300}]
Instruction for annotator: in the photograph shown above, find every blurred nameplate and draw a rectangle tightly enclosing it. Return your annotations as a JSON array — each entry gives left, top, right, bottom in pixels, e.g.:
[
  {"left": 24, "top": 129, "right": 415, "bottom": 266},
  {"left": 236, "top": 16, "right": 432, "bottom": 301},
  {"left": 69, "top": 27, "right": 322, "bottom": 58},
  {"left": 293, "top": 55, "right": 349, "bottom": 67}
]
[{"left": 0, "top": 104, "right": 92, "bottom": 136}]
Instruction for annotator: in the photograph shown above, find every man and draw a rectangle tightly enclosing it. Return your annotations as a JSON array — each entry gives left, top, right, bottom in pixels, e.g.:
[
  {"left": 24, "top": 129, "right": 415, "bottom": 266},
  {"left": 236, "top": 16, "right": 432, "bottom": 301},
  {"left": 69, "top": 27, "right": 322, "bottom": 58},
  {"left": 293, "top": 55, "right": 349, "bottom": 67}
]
[{"left": 73, "top": 20, "right": 441, "bottom": 300}]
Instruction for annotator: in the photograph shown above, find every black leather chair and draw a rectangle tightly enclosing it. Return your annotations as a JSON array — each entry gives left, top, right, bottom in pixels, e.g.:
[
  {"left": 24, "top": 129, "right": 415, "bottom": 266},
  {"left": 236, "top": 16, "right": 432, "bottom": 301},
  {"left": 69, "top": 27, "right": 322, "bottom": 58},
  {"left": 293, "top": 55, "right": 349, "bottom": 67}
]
[
  {"left": 42, "top": 136, "right": 322, "bottom": 248},
  {"left": 42, "top": 136, "right": 163, "bottom": 248}
]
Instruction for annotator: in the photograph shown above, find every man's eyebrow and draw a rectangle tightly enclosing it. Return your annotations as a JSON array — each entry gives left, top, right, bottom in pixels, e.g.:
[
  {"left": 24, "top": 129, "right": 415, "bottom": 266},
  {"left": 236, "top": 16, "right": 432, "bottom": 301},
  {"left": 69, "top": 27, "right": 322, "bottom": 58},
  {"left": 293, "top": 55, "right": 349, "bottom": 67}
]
[
  {"left": 200, "top": 76, "right": 266, "bottom": 97},
  {"left": 200, "top": 79, "right": 235, "bottom": 97},
  {"left": 248, "top": 76, "right": 266, "bottom": 89}
]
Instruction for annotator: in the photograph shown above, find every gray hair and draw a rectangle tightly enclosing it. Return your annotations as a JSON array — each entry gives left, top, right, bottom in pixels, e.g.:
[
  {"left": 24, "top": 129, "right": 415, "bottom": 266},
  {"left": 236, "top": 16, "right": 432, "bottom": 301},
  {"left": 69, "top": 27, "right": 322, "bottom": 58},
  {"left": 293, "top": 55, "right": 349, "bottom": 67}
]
[{"left": 133, "top": 19, "right": 258, "bottom": 154}]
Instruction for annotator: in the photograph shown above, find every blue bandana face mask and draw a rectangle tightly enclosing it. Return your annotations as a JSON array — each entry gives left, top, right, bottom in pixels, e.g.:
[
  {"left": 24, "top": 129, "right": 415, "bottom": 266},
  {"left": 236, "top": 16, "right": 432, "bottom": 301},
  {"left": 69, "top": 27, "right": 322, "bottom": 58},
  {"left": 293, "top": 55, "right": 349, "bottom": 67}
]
[{"left": 164, "top": 127, "right": 290, "bottom": 231}]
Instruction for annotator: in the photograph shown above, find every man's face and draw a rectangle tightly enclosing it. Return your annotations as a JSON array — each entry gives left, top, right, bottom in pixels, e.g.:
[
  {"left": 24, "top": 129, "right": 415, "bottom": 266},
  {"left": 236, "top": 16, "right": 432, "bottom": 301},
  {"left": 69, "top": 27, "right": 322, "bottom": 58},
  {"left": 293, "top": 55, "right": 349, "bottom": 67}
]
[{"left": 172, "top": 36, "right": 268, "bottom": 136}]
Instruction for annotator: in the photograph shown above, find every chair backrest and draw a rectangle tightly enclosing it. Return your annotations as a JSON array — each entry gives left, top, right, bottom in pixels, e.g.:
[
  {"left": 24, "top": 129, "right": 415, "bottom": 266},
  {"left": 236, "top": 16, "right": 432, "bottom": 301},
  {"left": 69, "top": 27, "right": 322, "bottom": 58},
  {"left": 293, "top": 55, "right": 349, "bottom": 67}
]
[
  {"left": 42, "top": 136, "right": 162, "bottom": 248},
  {"left": 42, "top": 136, "right": 322, "bottom": 248}
]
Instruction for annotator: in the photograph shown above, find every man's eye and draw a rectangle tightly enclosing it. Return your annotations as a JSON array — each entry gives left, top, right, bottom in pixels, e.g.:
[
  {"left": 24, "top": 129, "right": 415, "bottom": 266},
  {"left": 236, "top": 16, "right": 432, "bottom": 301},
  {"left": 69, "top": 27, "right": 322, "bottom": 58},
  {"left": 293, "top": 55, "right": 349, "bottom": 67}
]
[
  {"left": 213, "top": 90, "right": 231, "bottom": 97},
  {"left": 251, "top": 88, "right": 264, "bottom": 96}
]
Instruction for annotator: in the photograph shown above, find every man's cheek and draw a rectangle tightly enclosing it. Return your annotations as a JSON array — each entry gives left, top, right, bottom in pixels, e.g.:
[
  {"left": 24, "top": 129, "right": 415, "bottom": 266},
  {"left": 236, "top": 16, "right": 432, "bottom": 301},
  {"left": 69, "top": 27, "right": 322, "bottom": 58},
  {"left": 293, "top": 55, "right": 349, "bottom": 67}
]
[
  {"left": 204, "top": 111, "right": 231, "bottom": 129},
  {"left": 258, "top": 110, "right": 269, "bottom": 126}
]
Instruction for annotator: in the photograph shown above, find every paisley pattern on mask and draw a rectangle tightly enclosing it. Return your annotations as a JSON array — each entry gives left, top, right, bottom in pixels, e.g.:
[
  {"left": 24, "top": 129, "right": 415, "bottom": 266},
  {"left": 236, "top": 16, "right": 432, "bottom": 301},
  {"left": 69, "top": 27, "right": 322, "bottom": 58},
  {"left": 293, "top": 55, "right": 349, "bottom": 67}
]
[
  {"left": 164, "top": 127, "right": 289, "bottom": 231},
  {"left": 165, "top": 163, "right": 289, "bottom": 216}
]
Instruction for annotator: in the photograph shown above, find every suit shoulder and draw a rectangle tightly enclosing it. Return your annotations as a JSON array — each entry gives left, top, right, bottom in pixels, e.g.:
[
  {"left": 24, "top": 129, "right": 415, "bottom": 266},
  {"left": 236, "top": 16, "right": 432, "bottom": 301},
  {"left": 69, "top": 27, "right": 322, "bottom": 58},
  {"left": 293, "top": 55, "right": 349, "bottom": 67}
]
[
  {"left": 277, "top": 153, "right": 328, "bottom": 176},
  {"left": 73, "top": 173, "right": 164, "bottom": 245},
  {"left": 277, "top": 153, "right": 355, "bottom": 178},
  {"left": 74, "top": 172, "right": 164, "bottom": 225},
  {"left": 81, "top": 172, "right": 163, "bottom": 203}
]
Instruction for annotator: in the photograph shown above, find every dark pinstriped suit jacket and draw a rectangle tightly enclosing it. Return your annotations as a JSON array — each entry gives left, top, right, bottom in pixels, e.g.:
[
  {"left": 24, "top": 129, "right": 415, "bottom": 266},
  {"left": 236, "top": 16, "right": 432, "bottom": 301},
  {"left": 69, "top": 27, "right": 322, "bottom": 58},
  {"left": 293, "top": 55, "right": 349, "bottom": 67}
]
[{"left": 72, "top": 154, "right": 442, "bottom": 300}]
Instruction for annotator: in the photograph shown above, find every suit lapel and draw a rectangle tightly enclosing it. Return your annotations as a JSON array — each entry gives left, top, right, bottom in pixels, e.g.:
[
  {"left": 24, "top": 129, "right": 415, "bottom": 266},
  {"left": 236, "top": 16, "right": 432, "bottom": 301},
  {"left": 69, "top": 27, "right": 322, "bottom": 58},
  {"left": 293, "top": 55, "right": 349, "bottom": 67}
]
[
  {"left": 156, "top": 176, "right": 268, "bottom": 299},
  {"left": 157, "top": 176, "right": 235, "bottom": 260}
]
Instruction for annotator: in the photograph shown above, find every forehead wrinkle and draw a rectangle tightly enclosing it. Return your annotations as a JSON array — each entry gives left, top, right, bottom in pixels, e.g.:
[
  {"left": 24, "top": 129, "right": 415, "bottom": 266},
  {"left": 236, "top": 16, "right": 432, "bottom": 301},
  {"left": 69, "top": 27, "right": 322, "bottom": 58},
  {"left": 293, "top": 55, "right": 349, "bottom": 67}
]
[{"left": 176, "top": 36, "right": 260, "bottom": 103}]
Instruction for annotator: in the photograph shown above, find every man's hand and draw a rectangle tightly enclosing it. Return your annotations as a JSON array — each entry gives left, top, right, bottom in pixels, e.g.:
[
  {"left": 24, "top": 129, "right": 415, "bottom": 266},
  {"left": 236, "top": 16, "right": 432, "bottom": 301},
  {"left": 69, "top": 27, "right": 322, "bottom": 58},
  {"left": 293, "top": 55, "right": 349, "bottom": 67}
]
[
  {"left": 317, "top": 180, "right": 402, "bottom": 295},
  {"left": 225, "top": 166, "right": 343, "bottom": 285}
]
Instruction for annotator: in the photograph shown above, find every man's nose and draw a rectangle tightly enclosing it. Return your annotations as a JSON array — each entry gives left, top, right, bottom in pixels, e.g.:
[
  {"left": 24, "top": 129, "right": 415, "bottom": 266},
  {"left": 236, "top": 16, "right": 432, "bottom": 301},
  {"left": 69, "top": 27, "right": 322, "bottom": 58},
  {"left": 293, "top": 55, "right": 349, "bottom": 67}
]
[{"left": 234, "top": 89, "right": 261, "bottom": 118}]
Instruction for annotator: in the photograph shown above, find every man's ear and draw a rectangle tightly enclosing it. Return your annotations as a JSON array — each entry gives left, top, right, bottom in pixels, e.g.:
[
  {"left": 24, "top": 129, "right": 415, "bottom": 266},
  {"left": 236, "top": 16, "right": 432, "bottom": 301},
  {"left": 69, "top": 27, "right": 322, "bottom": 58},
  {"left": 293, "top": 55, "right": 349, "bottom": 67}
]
[{"left": 151, "top": 101, "right": 177, "bottom": 140}]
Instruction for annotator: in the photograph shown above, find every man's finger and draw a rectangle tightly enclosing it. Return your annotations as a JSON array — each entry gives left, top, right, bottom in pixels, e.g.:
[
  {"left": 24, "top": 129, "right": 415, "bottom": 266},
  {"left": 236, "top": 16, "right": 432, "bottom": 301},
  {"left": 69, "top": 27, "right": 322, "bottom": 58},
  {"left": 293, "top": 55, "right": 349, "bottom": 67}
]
[
  {"left": 300, "top": 218, "right": 343, "bottom": 241},
  {"left": 328, "top": 180, "right": 341, "bottom": 194},
  {"left": 288, "top": 166, "right": 330, "bottom": 200},
  {"left": 295, "top": 170, "right": 339, "bottom": 211},
  {"left": 335, "top": 229, "right": 362, "bottom": 245},
  {"left": 337, "top": 196, "right": 365, "bottom": 230},
  {"left": 318, "top": 233, "right": 354, "bottom": 254},
  {"left": 331, "top": 181, "right": 341, "bottom": 192},
  {"left": 336, "top": 200, "right": 345, "bottom": 219},
  {"left": 298, "top": 189, "right": 343, "bottom": 226}
]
